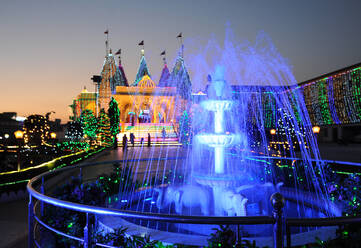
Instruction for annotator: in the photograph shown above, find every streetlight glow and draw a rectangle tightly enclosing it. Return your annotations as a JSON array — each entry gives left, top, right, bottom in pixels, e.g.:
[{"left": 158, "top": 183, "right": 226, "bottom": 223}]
[
  {"left": 312, "top": 126, "right": 320, "bottom": 134},
  {"left": 50, "top": 132, "right": 57, "bottom": 139},
  {"left": 14, "top": 130, "right": 24, "bottom": 139}
]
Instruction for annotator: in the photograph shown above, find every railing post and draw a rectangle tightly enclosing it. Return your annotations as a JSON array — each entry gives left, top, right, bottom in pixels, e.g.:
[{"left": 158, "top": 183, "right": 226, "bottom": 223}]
[
  {"left": 41, "top": 177, "right": 44, "bottom": 216},
  {"left": 235, "top": 224, "right": 242, "bottom": 248},
  {"left": 79, "top": 167, "right": 83, "bottom": 183},
  {"left": 286, "top": 224, "right": 291, "bottom": 248},
  {"left": 28, "top": 195, "right": 34, "bottom": 248},
  {"left": 84, "top": 213, "right": 92, "bottom": 248},
  {"left": 271, "top": 192, "right": 285, "bottom": 248}
]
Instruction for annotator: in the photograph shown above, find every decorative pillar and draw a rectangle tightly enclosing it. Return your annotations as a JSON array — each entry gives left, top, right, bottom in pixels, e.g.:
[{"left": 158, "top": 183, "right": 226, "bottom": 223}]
[
  {"left": 83, "top": 213, "right": 93, "bottom": 248},
  {"left": 271, "top": 192, "right": 285, "bottom": 248},
  {"left": 28, "top": 195, "right": 34, "bottom": 248}
]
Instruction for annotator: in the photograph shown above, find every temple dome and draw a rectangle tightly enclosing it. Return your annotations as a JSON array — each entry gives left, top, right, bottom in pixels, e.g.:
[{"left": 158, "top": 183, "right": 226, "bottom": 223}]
[{"left": 138, "top": 75, "right": 155, "bottom": 88}]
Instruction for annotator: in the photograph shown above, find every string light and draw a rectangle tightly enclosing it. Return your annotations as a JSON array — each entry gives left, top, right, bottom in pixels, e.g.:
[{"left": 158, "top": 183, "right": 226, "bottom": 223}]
[
  {"left": 80, "top": 110, "right": 98, "bottom": 141},
  {"left": 97, "top": 109, "right": 112, "bottom": 145},
  {"left": 302, "top": 66, "right": 361, "bottom": 125}
]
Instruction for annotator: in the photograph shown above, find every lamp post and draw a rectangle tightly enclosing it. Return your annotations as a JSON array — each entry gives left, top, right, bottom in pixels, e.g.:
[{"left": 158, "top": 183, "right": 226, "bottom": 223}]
[
  {"left": 14, "top": 130, "right": 24, "bottom": 171},
  {"left": 270, "top": 128, "right": 276, "bottom": 141},
  {"left": 270, "top": 129, "right": 276, "bottom": 136},
  {"left": 49, "top": 132, "right": 57, "bottom": 146},
  {"left": 312, "top": 126, "right": 320, "bottom": 134},
  {"left": 312, "top": 126, "right": 320, "bottom": 142},
  {"left": 50, "top": 132, "right": 56, "bottom": 140},
  {"left": 269, "top": 129, "right": 276, "bottom": 153}
]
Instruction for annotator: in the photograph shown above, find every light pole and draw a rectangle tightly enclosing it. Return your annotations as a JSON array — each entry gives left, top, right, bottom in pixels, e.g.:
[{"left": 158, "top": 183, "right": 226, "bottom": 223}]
[
  {"left": 312, "top": 126, "right": 320, "bottom": 142},
  {"left": 270, "top": 129, "right": 276, "bottom": 136},
  {"left": 312, "top": 126, "right": 320, "bottom": 134},
  {"left": 270, "top": 129, "right": 276, "bottom": 142},
  {"left": 269, "top": 129, "right": 276, "bottom": 153},
  {"left": 14, "top": 130, "right": 24, "bottom": 171},
  {"left": 49, "top": 132, "right": 57, "bottom": 146}
]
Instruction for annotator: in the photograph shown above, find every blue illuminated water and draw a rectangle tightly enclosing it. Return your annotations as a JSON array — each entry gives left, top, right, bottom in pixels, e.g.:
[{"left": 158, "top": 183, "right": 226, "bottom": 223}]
[{"left": 112, "top": 27, "right": 337, "bottom": 238}]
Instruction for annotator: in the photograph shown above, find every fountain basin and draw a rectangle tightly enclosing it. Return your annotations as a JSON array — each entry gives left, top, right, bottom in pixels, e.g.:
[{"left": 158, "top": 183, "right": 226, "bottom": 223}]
[
  {"left": 200, "top": 100, "right": 233, "bottom": 112},
  {"left": 197, "top": 133, "right": 239, "bottom": 147},
  {"left": 100, "top": 186, "right": 341, "bottom": 247}
]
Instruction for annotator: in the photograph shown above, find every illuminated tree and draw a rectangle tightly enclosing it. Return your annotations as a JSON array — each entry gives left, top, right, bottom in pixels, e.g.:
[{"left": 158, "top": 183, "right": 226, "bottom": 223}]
[
  {"left": 107, "top": 97, "right": 120, "bottom": 144},
  {"left": 97, "top": 109, "right": 112, "bottom": 146},
  {"left": 80, "top": 110, "right": 97, "bottom": 141},
  {"left": 24, "top": 115, "right": 50, "bottom": 146},
  {"left": 179, "top": 110, "right": 191, "bottom": 145}
]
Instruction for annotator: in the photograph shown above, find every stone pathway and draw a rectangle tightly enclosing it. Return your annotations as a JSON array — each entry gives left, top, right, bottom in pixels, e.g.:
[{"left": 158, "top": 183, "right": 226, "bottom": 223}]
[{"left": 0, "top": 198, "right": 28, "bottom": 248}]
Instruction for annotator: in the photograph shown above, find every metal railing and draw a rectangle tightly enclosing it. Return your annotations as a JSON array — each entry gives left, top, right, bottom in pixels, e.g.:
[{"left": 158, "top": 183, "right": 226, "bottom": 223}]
[{"left": 27, "top": 159, "right": 361, "bottom": 248}]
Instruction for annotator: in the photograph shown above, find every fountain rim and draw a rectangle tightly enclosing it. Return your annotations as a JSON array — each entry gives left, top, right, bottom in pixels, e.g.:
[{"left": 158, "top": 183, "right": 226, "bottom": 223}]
[
  {"left": 27, "top": 158, "right": 274, "bottom": 225},
  {"left": 28, "top": 157, "right": 361, "bottom": 226}
]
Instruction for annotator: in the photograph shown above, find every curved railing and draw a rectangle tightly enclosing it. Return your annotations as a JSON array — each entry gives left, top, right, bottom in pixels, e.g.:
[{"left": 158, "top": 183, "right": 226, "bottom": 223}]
[
  {"left": 0, "top": 147, "right": 105, "bottom": 196},
  {"left": 27, "top": 159, "right": 361, "bottom": 248}
]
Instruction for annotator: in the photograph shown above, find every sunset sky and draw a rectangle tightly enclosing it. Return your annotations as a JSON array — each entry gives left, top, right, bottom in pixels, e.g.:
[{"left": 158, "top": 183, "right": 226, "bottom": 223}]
[{"left": 1, "top": 0, "right": 361, "bottom": 122}]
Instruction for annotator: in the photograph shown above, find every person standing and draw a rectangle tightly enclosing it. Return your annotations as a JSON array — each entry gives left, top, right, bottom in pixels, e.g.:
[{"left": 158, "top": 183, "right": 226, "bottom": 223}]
[
  {"left": 162, "top": 127, "right": 166, "bottom": 140},
  {"left": 130, "top": 133, "right": 135, "bottom": 147},
  {"left": 147, "top": 133, "right": 151, "bottom": 147},
  {"left": 122, "top": 134, "right": 128, "bottom": 150}
]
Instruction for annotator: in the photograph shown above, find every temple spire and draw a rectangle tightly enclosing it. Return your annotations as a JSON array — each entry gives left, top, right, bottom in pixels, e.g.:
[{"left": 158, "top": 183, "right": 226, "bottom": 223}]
[
  {"left": 115, "top": 49, "right": 121, "bottom": 65},
  {"left": 177, "top": 32, "right": 183, "bottom": 58},
  {"left": 170, "top": 48, "right": 192, "bottom": 99},
  {"left": 104, "top": 29, "right": 109, "bottom": 56},
  {"left": 133, "top": 49, "right": 151, "bottom": 86},
  {"left": 160, "top": 50, "right": 167, "bottom": 65},
  {"left": 138, "top": 40, "right": 145, "bottom": 58},
  {"left": 114, "top": 49, "right": 128, "bottom": 87}
]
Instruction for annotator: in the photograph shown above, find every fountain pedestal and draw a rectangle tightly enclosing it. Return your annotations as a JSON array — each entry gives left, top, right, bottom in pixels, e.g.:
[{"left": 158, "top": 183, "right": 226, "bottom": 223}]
[{"left": 196, "top": 98, "right": 241, "bottom": 215}]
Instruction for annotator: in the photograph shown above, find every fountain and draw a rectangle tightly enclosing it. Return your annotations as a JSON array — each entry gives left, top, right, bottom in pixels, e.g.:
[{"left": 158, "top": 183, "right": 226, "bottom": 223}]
[
  {"left": 195, "top": 72, "right": 246, "bottom": 216},
  {"left": 27, "top": 28, "right": 361, "bottom": 248},
  {"left": 98, "top": 28, "right": 342, "bottom": 245}
]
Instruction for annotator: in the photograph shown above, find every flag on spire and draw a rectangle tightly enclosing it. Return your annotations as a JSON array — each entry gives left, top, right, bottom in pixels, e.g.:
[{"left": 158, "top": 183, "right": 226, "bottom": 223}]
[
  {"left": 138, "top": 40, "right": 144, "bottom": 46},
  {"left": 160, "top": 50, "right": 166, "bottom": 56},
  {"left": 104, "top": 29, "right": 109, "bottom": 34}
]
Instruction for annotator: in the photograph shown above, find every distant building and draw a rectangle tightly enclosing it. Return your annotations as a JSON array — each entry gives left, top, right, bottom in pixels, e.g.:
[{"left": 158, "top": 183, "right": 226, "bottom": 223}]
[
  {"left": 298, "top": 62, "right": 361, "bottom": 142},
  {"left": 71, "top": 47, "right": 191, "bottom": 127},
  {"left": 0, "top": 112, "right": 23, "bottom": 143},
  {"left": 70, "top": 40, "right": 361, "bottom": 143},
  {"left": 70, "top": 87, "right": 97, "bottom": 121}
]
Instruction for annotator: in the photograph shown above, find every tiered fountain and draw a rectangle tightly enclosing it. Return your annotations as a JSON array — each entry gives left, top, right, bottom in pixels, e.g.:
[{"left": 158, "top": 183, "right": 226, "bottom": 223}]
[
  {"left": 99, "top": 31, "right": 342, "bottom": 245},
  {"left": 195, "top": 75, "right": 245, "bottom": 216}
]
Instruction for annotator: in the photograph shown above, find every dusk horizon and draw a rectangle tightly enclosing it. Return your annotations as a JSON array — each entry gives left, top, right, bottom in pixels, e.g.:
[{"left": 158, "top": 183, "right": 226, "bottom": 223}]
[{"left": 1, "top": 0, "right": 361, "bottom": 122}]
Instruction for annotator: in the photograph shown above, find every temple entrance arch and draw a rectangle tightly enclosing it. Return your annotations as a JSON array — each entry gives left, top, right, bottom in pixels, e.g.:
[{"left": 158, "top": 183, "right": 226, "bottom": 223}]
[
  {"left": 158, "top": 101, "right": 169, "bottom": 123},
  {"left": 128, "top": 112, "right": 136, "bottom": 126},
  {"left": 122, "top": 104, "right": 136, "bottom": 125},
  {"left": 139, "top": 103, "right": 152, "bottom": 123}
]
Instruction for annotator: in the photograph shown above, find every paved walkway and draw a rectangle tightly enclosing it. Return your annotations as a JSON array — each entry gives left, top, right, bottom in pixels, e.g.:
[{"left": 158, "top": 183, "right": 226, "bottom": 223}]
[
  {"left": 0, "top": 146, "right": 186, "bottom": 248},
  {"left": 318, "top": 143, "right": 361, "bottom": 163},
  {"left": 0, "top": 198, "right": 28, "bottom": 248},
  {"left": 0, "top": 148, "right": 114, "bottom": 248},
  {"left": 0, "top": 143, "right": 360, "bottom": 247}
]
